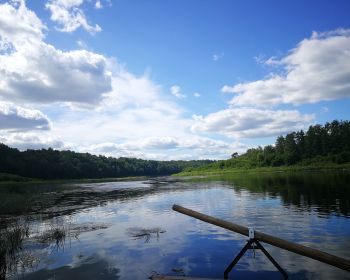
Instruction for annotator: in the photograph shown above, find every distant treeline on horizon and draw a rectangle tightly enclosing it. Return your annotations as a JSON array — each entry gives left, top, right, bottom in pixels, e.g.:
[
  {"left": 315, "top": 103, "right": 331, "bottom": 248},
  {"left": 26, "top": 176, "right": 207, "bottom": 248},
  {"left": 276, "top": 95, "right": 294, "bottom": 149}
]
[
  {"left": 2, "top": 120, "right": 350, "bottom": 179},
  {"left": 0, "top": 144, "right": 213, "bottom": 180},
  {"left": 186, "top": 120, "right": 350, "bottom": 172}
]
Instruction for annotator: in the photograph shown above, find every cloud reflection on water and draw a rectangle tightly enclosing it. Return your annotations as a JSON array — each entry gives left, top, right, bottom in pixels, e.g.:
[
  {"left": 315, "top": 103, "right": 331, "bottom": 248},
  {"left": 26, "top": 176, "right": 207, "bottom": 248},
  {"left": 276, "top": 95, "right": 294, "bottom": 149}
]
[{"left": 1, "top": 172, "right": 350, "bottom": 279}]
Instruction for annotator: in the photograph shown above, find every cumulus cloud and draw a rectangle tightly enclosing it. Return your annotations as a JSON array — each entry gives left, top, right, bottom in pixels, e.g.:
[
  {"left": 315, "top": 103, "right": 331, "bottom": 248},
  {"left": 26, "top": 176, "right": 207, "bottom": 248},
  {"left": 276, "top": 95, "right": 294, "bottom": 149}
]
[
  {"left": 191, "top": 108, "right": 314, "bottom": 138},
  {"left": 0, "top": 132, "right": 65, "bottom": 150},
  {"left": 46, "top": 0, "right": 101, "bottom": 34},
  {"left": 82, "top": 136, "right": 248, "bottom": 160},
  {"left": 0, "top": 0, "right": 45, "bottom": 45},
  {"left": 0, "top": 46, "right": 112, "bottom": 104},
  {"left": 0, "top": 102, "right": 51, "bottom": 131},
  {"left": 0, "top": 0, "right": 112, "bottom": 105},
  {"left": 140, "top": 137, "right": 179, "bottom": 150},
  {"left": 48, "top": 65, "right": 247, "bottom": 159},
  {"left": 222, "top": 29, "right": 350, "bottom": 107},
  {"left": 102, "top": 69, "right": 181, "bottom": 115},
  {"left": 80, "top": 142, "right": 145, "bottom": 158},
  {"left": 2, "top": 0, "right": 319, "bottom": 159},
  {"left": 170, "top": 85, "right": 186, "bottom": 99},
  {"left": 51, "top": 70, "right": 192, "bottom": 147},
  {"left": 138, "top": 136, "right": 234, "bottom": 151}
]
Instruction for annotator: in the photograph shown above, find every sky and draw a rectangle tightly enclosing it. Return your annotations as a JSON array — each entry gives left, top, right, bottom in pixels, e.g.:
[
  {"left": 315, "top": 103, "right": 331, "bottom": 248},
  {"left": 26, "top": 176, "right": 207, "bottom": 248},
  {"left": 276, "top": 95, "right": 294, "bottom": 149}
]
[{"left": 0, "top": 0, "right": 350, "bottom": 160}]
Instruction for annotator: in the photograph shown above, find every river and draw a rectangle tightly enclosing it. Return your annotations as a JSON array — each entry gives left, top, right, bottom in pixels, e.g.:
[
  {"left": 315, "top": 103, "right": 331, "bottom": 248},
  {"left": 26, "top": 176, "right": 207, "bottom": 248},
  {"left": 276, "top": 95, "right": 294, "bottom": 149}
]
[{"left": 1, "top": 170, "right": 350, "bottom": 279}]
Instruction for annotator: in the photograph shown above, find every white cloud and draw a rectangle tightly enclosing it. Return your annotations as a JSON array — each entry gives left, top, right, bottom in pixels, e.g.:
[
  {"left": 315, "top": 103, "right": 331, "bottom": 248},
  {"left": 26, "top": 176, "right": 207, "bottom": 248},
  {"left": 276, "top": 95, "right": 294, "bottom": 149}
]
[
  {"left": 222, "top": 29, "right": 350, "bottom": 107},
  {"left": 0, "top": 46, "right": 112, "bottom": 105},
  {"left": 140, "top": 137, "right": 179, "bottom": 150},
  {"left": 82, "top": 136, "right": 248, "bottom": 160},
  {"left": 254, "top": 54, "right": 281, "bottom": 66},
  {"left": 191, "top": 108, "right": 314, "bottom": 138},
  {"left": 193, "top": 92, "right": 200, "bottom": 98},
  {"left": 138, "top": 136, "right": 234, "bottom": 151},
  {"left": 0, "top": 132, "right": 65, "bottom": 150},
  {"left": 2, "top": 0, "right": 321, "bottom": 160},
  {"left": 94, "top": 0, "right": 111, "bottom": 9},
  {"left": 76, "top": 39, "right": 88, "bottom": 48},
  {"left": 254, "top": 54, "right": 265, "bottom": 65},
  {"left": 95, "top": 0, "right": 102, "bottom": 9},
  {"left": 50, "top": 71, "right": 192, "bottom": 146},
  {"left": 221, "top": 85, "right": 232, "bottom": 93},
  {"left": 0, "top": 102, "right": 51, "bottom": 131},
  {"left": 0, "top": 0, "right": 249, "bottom": 160},
  {"left": 0, "top": 0, "right": 45, "bottom": 45},
  {"left": 0, "top": 0, "right": 112, "bottom": 105},
  {"left": 170, "top": 85, "right": 186, "bottom": 99},
  {"left": 46, "top": 0, "right": 102, "bottom": 34},
  {"left": 102, "top": 68, "right": 181, "bottom": 115},
  {"left": 46, "top": 67, "right": 247, "bottom": 159},
  {"left": 212, "top": 52, "right": 224, "bottom": 61}
]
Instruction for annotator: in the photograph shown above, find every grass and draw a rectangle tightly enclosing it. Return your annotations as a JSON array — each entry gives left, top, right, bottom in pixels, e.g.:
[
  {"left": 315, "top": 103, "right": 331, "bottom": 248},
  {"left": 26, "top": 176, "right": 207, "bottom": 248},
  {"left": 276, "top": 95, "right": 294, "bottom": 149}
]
[
  {"left": 0, "top": 223, "right": 30, "bottom": 278},
  {"left": 0, "top": 173, "right": 148, "bottom": 184},
  {"left": 126, "top": 227, "right": 166, "bottom": 243},
  {"left": 0, "top": 223, "right": 70, "bottom": 278},
  {"left": 0, "top": 173, "right": 36, "bottom": 182},
  {"left": 39, "top": 227, "right": 66, "bottom": 249},
  {"left": 174, "top": 162, "right": 350, "bottom": 177}
]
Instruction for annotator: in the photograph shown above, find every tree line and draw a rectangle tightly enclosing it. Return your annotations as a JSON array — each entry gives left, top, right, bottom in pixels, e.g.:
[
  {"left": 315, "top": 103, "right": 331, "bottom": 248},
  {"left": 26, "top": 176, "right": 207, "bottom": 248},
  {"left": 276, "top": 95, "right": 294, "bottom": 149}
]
[
  {"left": 2, "top": 120, "right": 349, "bottom": 179},
  {"left": 253, "top": 120, "right": 350, "bottom": 166},
  {"left": 198, "top": 120, "right": 350, "bottom": 171},
  {"left": 0, "top": 144, "right": 213, "bottom": 179}
]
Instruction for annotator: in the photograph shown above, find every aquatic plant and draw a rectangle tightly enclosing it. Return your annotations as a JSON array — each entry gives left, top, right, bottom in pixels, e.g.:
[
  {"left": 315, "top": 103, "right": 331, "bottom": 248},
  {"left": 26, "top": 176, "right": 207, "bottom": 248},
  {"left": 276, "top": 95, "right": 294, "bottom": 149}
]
[
  {"left": 126, "top": 227, "right": 166, "bottom": 243},
  {"left": 0, "top": 223, "right": 29, "bottom": 279},
  {"left": 37, "top": 226, "right": 67, "bottom": 252}
]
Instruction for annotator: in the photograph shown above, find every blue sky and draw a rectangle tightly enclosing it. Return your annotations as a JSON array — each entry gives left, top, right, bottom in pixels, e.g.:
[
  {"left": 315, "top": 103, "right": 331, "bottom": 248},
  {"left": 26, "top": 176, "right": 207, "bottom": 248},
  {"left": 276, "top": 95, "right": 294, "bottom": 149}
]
[{"left": 0, "top": 0, "right": 350, "bottom": 159}]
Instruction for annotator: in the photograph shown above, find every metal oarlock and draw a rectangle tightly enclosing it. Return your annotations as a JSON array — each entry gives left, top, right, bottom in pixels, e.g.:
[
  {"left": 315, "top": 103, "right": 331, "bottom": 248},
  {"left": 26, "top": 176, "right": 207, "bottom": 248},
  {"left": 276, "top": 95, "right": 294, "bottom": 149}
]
[
  {"left": 172, "top": 204, "right": 350, "bottom": 276},
  {"left": 224, "top": 227, "right": 288, "bottom": 279}
]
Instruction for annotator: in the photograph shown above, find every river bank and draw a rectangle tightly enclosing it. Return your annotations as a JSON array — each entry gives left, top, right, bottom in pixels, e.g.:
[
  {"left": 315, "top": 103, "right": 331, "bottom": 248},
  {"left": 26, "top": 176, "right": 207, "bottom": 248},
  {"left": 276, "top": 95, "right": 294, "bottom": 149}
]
[{"left": 174, "top": 162, "right": 350, "bottom": 176}]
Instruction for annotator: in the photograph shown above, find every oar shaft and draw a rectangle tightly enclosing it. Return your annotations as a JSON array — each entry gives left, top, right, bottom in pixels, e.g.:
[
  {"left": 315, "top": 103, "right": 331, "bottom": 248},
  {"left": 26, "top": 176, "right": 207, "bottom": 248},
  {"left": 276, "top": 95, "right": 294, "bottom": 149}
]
[{"left": 172, "top": 204, "right": 350, "bottom": 272}]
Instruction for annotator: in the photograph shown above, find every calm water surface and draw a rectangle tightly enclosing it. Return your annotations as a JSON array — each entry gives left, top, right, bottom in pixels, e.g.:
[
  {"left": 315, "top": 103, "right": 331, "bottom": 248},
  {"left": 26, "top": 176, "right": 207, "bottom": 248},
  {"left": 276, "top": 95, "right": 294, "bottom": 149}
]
[{"left": 1, "top": 171, "right": 350, "bottom": 279}]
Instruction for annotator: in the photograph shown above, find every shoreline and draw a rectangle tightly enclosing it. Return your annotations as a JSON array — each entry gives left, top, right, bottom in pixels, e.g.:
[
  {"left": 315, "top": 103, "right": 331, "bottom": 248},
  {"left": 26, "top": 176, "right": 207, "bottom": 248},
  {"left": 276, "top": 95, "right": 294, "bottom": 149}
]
[
  {"left": 173, "top": 163, "right": 350, "bottom": 177},
  {"left": 0, "top": 174, "right": 150, "bottom": 185}
]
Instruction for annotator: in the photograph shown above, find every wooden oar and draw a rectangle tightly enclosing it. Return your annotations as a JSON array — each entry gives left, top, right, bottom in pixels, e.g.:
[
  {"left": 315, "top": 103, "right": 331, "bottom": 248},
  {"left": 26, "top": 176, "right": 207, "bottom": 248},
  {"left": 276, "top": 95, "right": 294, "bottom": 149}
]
[{"left": 173, "top": 204, "right": 350, "bottom": 272}]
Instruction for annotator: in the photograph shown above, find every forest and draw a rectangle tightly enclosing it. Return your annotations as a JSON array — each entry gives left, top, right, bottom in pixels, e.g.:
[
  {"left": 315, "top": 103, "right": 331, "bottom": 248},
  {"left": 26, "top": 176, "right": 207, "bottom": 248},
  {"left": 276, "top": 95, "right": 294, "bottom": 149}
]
[
  {"left": 0, "top": 144, "right": 212, "bottom": 180},
  {"left": 185, "top": 120, "right": 350, "bottom": 172},
  {"left": 1, "top": 120, "right": 349, "bottom": 179}
]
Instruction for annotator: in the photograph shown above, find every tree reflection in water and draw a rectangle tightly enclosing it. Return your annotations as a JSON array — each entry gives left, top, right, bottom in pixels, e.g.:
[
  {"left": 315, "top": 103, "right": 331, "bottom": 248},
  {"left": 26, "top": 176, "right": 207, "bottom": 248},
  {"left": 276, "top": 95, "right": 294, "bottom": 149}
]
[{"left": 191, "top": 170, "right": 350, "bottom": 217}]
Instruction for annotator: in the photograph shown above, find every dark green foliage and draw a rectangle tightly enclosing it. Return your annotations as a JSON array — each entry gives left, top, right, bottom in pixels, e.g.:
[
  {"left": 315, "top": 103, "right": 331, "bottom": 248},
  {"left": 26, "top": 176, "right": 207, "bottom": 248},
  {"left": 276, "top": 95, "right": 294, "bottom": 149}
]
[
  {"left": 0, "top": 144, "right": 213, "bottom": 179},
  {"left": 184, "top": 120, "right": 350, "bottom": 172},
  {"left": 241, "top": 120, "right": 350, "bottom": 167}
]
